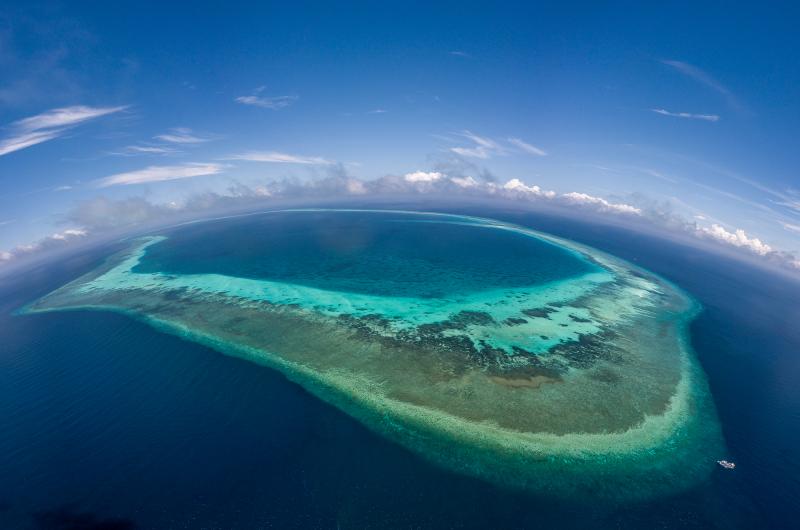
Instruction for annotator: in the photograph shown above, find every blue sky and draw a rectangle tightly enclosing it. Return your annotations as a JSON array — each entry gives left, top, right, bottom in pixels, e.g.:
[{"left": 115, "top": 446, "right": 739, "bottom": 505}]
[{"left": 1, "top": 1, "right": 799, "bottom": 267}]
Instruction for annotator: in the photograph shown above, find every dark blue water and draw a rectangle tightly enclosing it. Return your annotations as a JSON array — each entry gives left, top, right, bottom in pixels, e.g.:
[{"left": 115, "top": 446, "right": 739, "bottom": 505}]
[
  {"left": 134, "top": 211, "right": 593, "bottom": 297},
  {"left": 1, "top": 205, "right": 798, "bottom": 529}
]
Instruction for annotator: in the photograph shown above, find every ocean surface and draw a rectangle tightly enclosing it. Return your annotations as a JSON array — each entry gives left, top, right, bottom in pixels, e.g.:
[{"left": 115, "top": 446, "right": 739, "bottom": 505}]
[
  {"left": 132, "top": 210, "right": 595, "bottom": 297},
  {"left": 1, "top": 204, "right": 798, "bottom": 529}
]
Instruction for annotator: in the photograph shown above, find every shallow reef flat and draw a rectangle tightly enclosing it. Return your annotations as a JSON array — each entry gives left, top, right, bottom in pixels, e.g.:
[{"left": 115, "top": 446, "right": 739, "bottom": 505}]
[{"left": 23, "top": 210, "right": 723, "bottom": 500}]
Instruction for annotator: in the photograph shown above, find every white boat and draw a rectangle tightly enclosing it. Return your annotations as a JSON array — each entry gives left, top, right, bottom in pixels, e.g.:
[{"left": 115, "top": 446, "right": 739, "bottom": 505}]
[{"left": 717, "top": 460, "right": 736, "bottom": 469}]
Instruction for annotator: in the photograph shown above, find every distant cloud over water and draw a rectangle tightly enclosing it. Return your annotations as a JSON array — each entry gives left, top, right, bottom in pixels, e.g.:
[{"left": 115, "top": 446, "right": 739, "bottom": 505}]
[{"left": 7, "top": 169, "right": 795, "bottom": 278}]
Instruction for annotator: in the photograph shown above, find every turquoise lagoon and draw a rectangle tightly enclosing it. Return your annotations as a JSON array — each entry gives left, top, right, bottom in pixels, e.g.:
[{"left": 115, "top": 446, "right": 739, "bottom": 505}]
[{"left": 24, "top": 210, "right": 722, "bottom": 499}]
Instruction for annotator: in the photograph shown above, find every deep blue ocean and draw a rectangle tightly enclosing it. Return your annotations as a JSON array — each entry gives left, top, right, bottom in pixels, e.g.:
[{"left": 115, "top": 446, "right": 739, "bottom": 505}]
[{"left": 1, "top": 205, "right": 798, "bottom": 529}]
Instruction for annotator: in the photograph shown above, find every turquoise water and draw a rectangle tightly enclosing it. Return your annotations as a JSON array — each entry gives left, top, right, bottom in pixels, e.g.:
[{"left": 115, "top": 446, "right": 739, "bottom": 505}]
[
  {"left": 8, "top": 206, "right": 800, "bottom": 527},
  {"left": 24, "top": 209, "right": 722, "bottom": 501},
  {"left": 133, "top": 210, "right": 596, "bottom": 298}
]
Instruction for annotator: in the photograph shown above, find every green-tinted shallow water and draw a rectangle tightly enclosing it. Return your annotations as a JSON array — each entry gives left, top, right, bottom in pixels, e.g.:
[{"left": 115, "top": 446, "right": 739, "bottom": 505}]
[{"left": 23, "top": 210, "right": 723, "bottom": 500}]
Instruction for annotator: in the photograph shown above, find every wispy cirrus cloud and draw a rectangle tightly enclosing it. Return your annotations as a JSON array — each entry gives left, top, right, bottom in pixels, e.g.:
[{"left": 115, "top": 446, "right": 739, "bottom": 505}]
[
  {"left": 662, "top": 60, "right": 744, "bottom": 112},
  {"left": 0, "top": 130, "right": 63, "bottom": 156},
  {"left": 693, "top": 163, "right": 800, "bottom": 215},
  {"left": 776, "top": 196, "right": 800, "bottom": 213},
  {"left": 448, "top": 132, "right": 548, "bottom": 159},
  {"left": 94, "top": 163, "right": 225, "bottom": 188},
  {"left": 111, "top": 127, "right": 213, "bottom": 156},
  {"left": 110, "top": 145, "right": 180, "bottom": 157},
  {"left": 507, "top": 137, "right": 547, "bottom": 156},
  {"left": 13, "top": 106, "right": 125, "bottom": 131},
  {"left": 154, "top": 127, "right": 212, "bottom": 144},
  {"left": 226, "top": 151, "right": 332, "bottom": 165},
  {"left": 0, "top": 105, "right": 127, "bottom": 156},
  {"left": 450, "top": 131, "right": 505, "bottom": 159},
  {"left": 235, "top": 86, "right": 298, "bottom": 110},
  {"left": 650, "top": 108, "right": 720, "bottom": 122},
  {"left": 780, "top": 221, "right": 800, "bottom": 234}
]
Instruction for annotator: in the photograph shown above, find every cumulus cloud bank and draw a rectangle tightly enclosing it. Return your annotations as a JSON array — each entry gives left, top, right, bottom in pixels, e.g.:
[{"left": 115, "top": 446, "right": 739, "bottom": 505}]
[
  {"left": 562, "top": 192, "right": 642, "bottom": 215},
  {"left": 2, "top": 170, "right": 798, "bottom": 277},
  {"left": 697, "top": 224, "right": 772, "bottom": 256},
  {"left": 404, "top": 171, "right": 443, "bottom": 182},
  {"left": 502, "top": 178, "right": 556, "bottom": 198},
  {"left": 0, "top": 227, "right": 88, "bottom": 263}
]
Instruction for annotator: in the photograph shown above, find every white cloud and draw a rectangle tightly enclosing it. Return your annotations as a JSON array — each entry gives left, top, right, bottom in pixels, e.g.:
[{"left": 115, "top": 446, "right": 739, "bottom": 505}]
[
  {"left": 462, "top": 131, "right": 498, "bottom": 149},
  {"left": 53, "top": 185, "right": 73, "bottom": 192},
  {"left": 777, "top": 198, "right": 800, "bottom": 213},
  {"left": 235, "top": 87, "right": 298, "bottom": 110},
  {"left": 227, "top": 151, "right": 332, "bottom": 165},
  {"left": 451, "top": 132, "right": 548, "bottom": 159},
  {"left": 697, "top": 224, "right": 772, "bottom": 256},
  {"left": 154, "top": 127, "right": 211, "bottom": 144},
  {"left": 4, "top": 170, "right": 799, "bottom": 277},
  {"left": 779, "top": 221, "right": 800, "bottom": 234},
  {"left": 119, "top": 145, "right": 179, "bottom": 155},
  {"left": 450, "top": 131, "right": 505, "bottom": 159},
  {"left": 451, "top": 146, "right": 491, "bottom": 159},
  {"left": 497, "top": 181, "right": 638, "bottom": 215},
  {"left": 346, "top": 179, "right": 367, "bottom": 194},
  {"left": 562, "top": 192, "right": 642, "bottom": 215},
  {"left": 0, "top": 105, "right": 126, "bottom": 156},
  {"left": 651, "top": 108, "right": 720, "bottom": 122},
  {"left": 0, "top": 130, "right": 62, "bottom": 156},
  {"left": 450, "top": 176, "right": 479, "bottom": 188},
  {"left": 13, "top": 106, "right": 126, "bottom": 131},
  {"left": 404, "top": 171, "right": 443, "bottom": 183},
  {"left": 0, "top": 227, "right": 89, "bottom": 264},
  {"left": 368, "top": 109, "right": 387, "bottom": 114},
  {"left": 661, "top": 60, "right": 744, "bottom": 111},
  {"left": 449, "top": 51, "right": 471, "bottom": 58},
  {"left": 507, "top": 137, "right": 547, "bottom": 156},
  {"left": 95, "top": 163, "right": 225, "bottom": 187},
  {"left": 50, "top": 228, "right": 88, "bottom": 240},
  {"left": 503, "top": 178, "right": 556, "bottom": 198}
]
